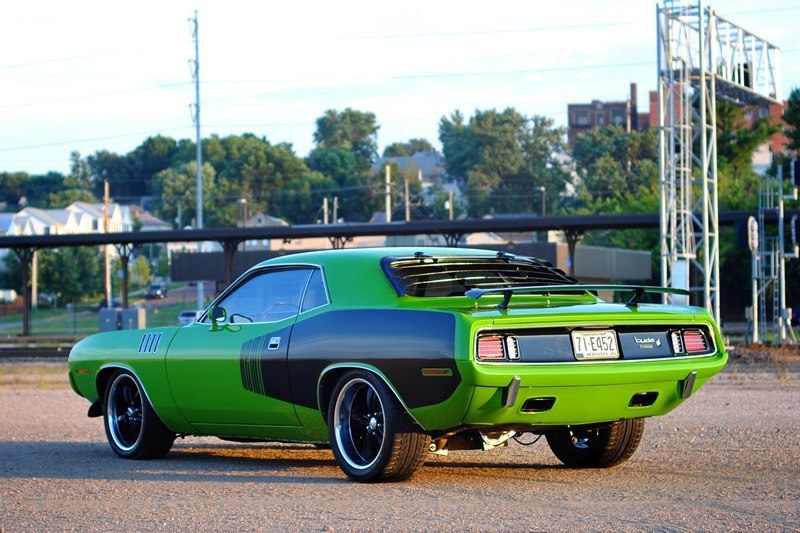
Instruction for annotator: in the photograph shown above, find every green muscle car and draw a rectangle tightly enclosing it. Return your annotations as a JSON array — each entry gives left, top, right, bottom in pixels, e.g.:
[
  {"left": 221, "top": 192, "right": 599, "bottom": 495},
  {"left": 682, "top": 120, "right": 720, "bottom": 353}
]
[{"left": 68, "top": 247, "right": 727, "bottom": 482}]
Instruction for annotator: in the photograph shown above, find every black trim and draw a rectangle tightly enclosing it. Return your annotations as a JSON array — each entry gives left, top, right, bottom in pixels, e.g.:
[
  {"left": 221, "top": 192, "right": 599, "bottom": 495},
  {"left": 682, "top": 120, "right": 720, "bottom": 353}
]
[{"left": 287, "top": 310, "right": 459, "bottom": 410}]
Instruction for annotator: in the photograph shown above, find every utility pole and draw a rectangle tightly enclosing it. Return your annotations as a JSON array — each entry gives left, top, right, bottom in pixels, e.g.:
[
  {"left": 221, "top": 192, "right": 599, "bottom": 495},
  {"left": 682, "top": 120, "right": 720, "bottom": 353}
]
[
  {"left": 104, "top": 180, "right": 112, "bottom": 308},
  {"left": 333, "top": 196, "right": 339, "bottom": 223},
  {"left": 189, "top": 10, "right": 204, "bottom": 310},
  {"left": 404, "top": 174, "right": 410, "bottom": 222},
  {"left": 323, "top": 197, "right": 329, "bottom": 225},
  {"left": 385, "top": 165, "right": 392, "bottom": 223},
  {"left": 448, "top": 189, "right": 454, "bottom": 221}
]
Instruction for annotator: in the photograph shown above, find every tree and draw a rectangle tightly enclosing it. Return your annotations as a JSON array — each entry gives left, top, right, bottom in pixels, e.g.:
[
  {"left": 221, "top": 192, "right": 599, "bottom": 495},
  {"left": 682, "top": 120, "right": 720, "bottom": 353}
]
[
  {"left": 571, "top": 125, "right": 658, "bottom": 202},
  {"left": 87, "top": 150, "right": 136, "bottom": 199},
  {"left": 38, "top": 247, "right": 103, "bottom": 304},
  {"left": 0, "top": 172, "right": 30, "bottom": 207},
  {"left": 130, "top": 255, "right": 152, "bottom": 289},
  {"left": 313, "top": 108, "right": 379, "bottom": 172},
  {"left": 154, "top": 247, "right": 171, "bottom": 280},
  {"left": 20, "top": 172, "right": 66, "bottom": 207},
  {"left": 47, "top": 152, "right": 97, "bottom": 207},
  {"left": 150, "top": 162, "right": 218, "bottom": 228},
  {"left": 46, "top": 189, "right": 97, "bottom": 208},
  {"left": 439, "top": 108, "right": 569, "bottom": 216},
  {"left": 783, "top": 87, "right": 800, "bottom": 151},
  {"left": 306, "top": 147, "right": 376, "bottom": 221},
  {"left": 382, "top": 138, "right": 435, "bottom": 157}
]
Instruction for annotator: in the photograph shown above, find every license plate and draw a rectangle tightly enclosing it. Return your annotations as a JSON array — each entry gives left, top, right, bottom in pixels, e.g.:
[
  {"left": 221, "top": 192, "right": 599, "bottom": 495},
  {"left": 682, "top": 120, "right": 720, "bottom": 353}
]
[{"left": 571, "top": 330, "right": 619, "bottom": 360}]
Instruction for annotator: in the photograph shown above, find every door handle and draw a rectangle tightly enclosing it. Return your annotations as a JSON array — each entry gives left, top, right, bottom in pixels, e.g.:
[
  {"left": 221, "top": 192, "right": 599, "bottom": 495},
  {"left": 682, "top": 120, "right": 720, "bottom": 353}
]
[{"left": 267, "top": 337, "right": 281, "bottom": 351}]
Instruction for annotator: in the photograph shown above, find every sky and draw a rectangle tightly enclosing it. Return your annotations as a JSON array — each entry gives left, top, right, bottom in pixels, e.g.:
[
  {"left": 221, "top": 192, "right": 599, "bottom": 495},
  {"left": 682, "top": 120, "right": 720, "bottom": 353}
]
[{"left": 1, "top": 0, "right": 799, "bottom": 176}]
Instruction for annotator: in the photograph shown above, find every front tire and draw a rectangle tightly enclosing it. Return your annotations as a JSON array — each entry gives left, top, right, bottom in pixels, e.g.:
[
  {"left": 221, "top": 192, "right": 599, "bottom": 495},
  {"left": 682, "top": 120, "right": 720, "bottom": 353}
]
[
  {"left": 546, "top": 418, "right": 644, "bottom": 468},
  {"left": 103, "top": 370, "right": 175, "bottom": 459},
  {"left": 327, "top": 371, "right": 429, "bottom": 482}
]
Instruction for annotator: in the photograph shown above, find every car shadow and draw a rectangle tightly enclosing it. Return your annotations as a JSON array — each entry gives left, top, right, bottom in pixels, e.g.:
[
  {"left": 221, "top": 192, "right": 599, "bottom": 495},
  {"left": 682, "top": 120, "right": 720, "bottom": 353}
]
[{"left": 0, "top": 440, "right": 342, "bottom": 484}]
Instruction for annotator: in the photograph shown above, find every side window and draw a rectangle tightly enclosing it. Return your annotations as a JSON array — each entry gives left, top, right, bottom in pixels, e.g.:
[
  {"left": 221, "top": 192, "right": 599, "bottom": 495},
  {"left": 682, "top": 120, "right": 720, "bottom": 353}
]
[
  {"left": 213, "top": 268, "right": 312, "bottom": 323},
  {"left": 301, "top": 269, "right": 329, "bottom": 313}
]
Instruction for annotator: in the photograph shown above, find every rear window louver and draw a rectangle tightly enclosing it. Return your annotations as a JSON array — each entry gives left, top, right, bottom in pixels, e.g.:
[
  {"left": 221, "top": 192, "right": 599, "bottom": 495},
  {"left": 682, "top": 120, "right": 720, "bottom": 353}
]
[{"left": 381, "top": 253, "right": 578, "bottom": 297}]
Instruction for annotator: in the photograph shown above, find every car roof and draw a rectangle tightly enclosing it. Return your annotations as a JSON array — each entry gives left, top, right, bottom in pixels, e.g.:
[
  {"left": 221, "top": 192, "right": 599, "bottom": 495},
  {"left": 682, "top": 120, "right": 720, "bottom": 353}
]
[
  {"left": 246, "top": 247, "right": 506, "bottom": 307},
  {"left": 255, "top": 246, "right": 498, "bottom": 269}
]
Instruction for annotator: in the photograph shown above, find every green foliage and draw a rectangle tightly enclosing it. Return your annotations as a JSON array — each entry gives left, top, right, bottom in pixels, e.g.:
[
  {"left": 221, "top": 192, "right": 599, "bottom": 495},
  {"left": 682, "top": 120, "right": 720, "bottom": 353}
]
[
  {"left": 65, "top": 151, "right": 91, "bottom": 190},
  {"left": 46, "top": 189, "right": 97, "bottom": 209},
  {"left": 717, "top": 102, "right": 779, "bottom": 211},
  {"left": 439, "top": 108, "right": 568, "bottom": 216},
  {"left": 313, "top": 108, "right": 379, "bottom": 172},
  {"left": 382, "top": 138, "right": 435, "bottom": 157},
  {"left": 130, "top": 255, "right": 152, "bottom": 289},
  {"left": 46, "top": 151, "right": 97, "bottom": 207},
  {"left": 155, "top": 247, "right": 171, "bottom": 279},
  {"left": 783, "top": 87, "right": 800, "bottom": 151},
  {"left": 571, "top": 125, "right": 657, "bottom": 201},
  {"left": 38, "top": 247, "right": 103, "bottom": 304},
  {"left": 0, "top": 172, "right": 30, "bottom": 207},
  {"left": 150, "top": 162, "right": 218, "bottom": 228},
  {"left": 20, "top": 172, "right": 67, "bottom": 208}
]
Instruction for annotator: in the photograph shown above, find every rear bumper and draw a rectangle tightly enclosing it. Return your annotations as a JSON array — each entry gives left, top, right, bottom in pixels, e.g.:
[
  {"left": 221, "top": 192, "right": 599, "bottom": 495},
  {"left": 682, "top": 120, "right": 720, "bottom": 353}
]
[{"left": 461, "top": 351, "right": 726, "bottom": 427}]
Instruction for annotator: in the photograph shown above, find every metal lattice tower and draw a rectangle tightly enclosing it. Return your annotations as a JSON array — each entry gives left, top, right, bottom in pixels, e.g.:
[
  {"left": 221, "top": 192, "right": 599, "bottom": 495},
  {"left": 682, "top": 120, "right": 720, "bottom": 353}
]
[
  {"left": 657, "top": 1, "right": 781, "bottom": 323},
  {"left": 758, "top": 163, "right": 798, "bottom": 343}
]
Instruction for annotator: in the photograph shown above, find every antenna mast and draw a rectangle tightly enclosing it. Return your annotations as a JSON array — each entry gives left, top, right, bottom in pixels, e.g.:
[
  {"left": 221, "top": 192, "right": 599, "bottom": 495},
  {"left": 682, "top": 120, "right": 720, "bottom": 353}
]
[{"left": 189, "top": 10, "right": 204, "bottom": 310}]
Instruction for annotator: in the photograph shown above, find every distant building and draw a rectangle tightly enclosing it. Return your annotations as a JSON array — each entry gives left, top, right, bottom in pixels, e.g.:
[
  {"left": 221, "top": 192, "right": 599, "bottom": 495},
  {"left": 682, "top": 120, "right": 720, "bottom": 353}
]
[
  {"left": 747, "top": 101, "right": 791, "bottom": 175},
  {"left": 372, "top": 151, "right": 446, "bottom": 183},
  {"left": 126, "top": 205, "right": 171, "bottom": 232},
  {"left": 567, "top": 83, "right": 657, "bottom": 147}
]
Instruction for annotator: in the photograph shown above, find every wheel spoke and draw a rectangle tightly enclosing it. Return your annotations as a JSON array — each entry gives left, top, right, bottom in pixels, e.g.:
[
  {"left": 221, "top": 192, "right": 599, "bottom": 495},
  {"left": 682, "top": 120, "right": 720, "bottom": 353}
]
[
  {"left": 361, "top": 431, "right": 375, "bottom": 459},
  {"left": 350, "top": 411, "right": 369, "bottom": 427},
  {"left": 122, "top": 383, "right": 134, "bottom": 406}
]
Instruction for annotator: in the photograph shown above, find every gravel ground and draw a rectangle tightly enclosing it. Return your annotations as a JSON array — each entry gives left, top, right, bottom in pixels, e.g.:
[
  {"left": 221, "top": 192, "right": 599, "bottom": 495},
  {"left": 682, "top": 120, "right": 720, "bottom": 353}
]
[{"left": 0, "top": 361, "right": 798, "bottom": 531}]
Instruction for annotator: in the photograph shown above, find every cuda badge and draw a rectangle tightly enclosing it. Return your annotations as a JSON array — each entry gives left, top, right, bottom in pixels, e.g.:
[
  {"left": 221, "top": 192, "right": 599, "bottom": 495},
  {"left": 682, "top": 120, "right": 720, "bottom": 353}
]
[
  {"left": 137, "top": 333, "right": 163, "bottom": 354},
  {"left": 633, "top": 336, "right": 661, "bottom": 348}
]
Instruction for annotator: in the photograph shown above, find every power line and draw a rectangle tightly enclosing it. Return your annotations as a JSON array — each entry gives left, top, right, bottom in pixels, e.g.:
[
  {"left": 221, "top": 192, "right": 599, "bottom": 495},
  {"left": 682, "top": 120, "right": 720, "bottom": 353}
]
[
  {"left": 0, "top": 127, "right": 192, "bottom": 152},
  {"left": 0, "top": 41, "right": 190, "bottom": 70},
  {"left": 0, "top": 82, "right": 190, "bottom": 110},
  {"left": 345, "top": 21, "right": 633, "bottom": 40}
]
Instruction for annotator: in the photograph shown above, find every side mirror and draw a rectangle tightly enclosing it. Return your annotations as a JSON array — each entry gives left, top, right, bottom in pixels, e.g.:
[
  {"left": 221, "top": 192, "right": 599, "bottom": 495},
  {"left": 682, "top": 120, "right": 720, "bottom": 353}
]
[{"left": 209, "top": 306, "right": 227, "bottom": 331}]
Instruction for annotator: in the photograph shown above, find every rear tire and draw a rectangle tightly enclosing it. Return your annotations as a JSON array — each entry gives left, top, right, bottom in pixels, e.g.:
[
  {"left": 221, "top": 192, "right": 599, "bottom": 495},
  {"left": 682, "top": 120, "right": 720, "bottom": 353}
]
[
  {"left": 546, "top": 418, "right": 644, "bottom": 468},
  {"left": 103, "top": 370, "right": 175, "bottom": 459},
  {"left": 327, "top": 370, "right": 429, "bottom": 482}
]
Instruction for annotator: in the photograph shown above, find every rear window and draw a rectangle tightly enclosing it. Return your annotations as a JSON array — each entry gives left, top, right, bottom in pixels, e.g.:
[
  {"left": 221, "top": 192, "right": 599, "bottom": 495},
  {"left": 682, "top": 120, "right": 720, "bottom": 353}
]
[{"left": 381, "top": 253, "right": 577, "bottom": 297}]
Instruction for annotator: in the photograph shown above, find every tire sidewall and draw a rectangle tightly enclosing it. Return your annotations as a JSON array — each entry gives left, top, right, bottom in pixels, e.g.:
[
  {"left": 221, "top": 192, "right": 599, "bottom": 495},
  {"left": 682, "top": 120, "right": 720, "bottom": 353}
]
[
  {"left": 327, "top": 370, "right": 396, "bottom": 482},
  {"left": 103, "top": 369, "right": 147, "bottom": 459}
]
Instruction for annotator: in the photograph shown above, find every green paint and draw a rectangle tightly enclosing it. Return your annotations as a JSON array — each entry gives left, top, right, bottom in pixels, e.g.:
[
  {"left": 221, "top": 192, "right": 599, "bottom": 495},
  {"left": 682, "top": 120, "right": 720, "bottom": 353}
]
[{"left": 69, "top": 247, "right": 727, "bottom": 444}]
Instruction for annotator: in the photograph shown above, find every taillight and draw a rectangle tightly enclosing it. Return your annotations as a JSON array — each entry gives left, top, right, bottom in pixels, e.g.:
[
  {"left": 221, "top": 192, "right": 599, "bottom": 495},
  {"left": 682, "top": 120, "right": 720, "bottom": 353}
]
[
  {"left": 683, "top": 330, "right": 708, "bottom": 353},
  {"left": 506, "top": 337, "right": 520, "bottom": 360},
  {"left": 670, "top": 331, "right": 684, "bottom": 353},
  {"left": 477, "top": 336, "right": 506, "bottom": 361}
]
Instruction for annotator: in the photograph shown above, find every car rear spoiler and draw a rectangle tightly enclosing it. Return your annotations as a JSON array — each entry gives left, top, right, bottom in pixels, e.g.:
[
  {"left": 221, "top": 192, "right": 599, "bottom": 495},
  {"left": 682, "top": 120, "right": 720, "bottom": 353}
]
[{"left": 465, "top": 284, "right": 694, "bottom": 310}]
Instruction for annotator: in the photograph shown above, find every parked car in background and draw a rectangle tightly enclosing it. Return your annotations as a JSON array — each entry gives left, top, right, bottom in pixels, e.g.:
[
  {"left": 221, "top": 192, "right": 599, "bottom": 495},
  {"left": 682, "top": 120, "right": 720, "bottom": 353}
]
[
  {"left": 94, "top": 297, "right": 121, "bottom": 311},
  {"left": 177, "top": 309, "right": 203, "bottom": 326},
  {"left": 68, "top": 247, "right": 727, "bottom": 482},
  {"left": 146, "top": 283, "right": 168, "bottom": 300}
]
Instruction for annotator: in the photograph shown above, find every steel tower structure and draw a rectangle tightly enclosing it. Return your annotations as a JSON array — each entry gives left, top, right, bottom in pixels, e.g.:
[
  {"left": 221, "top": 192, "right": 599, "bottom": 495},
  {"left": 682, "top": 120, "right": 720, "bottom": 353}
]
[{"left": 657, "top": 1, "right": 781, "bottom": 322}]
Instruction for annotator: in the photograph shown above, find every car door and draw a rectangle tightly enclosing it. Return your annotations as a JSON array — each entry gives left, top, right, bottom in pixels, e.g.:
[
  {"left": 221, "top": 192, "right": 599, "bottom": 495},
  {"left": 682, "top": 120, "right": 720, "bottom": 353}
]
[{"left": 165, "top": 267, "right": 315, "bottom": 431}]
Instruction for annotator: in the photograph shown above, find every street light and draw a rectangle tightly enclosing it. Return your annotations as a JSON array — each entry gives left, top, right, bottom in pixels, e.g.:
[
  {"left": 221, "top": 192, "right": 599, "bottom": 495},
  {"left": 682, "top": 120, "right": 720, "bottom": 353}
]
[
  {"left": 239, "top": 198, "right": 248, "bottom": 251},
  {"left": 535, "top": 186, "right": 546, "bottom": 216}
]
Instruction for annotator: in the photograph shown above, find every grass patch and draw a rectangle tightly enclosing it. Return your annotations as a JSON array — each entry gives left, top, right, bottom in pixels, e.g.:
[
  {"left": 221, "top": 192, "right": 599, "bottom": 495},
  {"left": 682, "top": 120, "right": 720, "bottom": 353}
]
[{"left": 0, "top": 362, "right": 70, "bottom": 390}]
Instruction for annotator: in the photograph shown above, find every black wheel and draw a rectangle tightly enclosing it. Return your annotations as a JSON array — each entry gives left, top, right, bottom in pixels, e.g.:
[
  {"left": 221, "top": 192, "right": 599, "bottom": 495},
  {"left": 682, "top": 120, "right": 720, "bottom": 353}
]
[
  {"left": 103, "top": 370, "right": 175, "bottom": 459},
  {"left": 327, "top": 371, "right": 430, "bottom": 482},
  {"left": 546, "top": 418, "right": 645, "bottom": 468}
]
